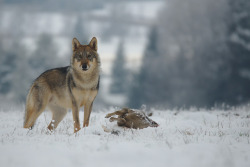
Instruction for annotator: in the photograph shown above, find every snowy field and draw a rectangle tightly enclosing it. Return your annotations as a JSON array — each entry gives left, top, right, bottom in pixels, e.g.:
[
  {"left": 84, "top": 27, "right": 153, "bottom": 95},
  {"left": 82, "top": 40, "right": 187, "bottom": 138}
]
[{"left": 0, "top": 107, "right": 250, "bottom": 167}]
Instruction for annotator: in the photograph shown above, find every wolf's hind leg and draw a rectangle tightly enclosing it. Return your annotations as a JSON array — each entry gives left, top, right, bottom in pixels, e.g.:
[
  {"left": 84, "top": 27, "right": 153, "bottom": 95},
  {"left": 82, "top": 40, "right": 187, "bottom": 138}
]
[
  {"left": 23, "top": 85, "right": 49, "bottom": 129},
  {"left": 47, "top": 105, "right": 67, "bottom": 131},
  {"left": 23, "top": 100, "right": 48, "bottom": 129}
]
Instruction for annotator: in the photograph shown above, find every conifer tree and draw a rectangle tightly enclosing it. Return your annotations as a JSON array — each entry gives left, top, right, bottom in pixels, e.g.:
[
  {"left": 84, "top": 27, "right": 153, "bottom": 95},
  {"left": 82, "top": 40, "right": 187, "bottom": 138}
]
[
  {"left": 128, "top": 26, "right": 162, "bottom": 108},
  {"left": 226, "top": 0, "right": 250, "bottom": 104},
  {"left": 110, "top": 40, "right": 127, "bottom": 94}
]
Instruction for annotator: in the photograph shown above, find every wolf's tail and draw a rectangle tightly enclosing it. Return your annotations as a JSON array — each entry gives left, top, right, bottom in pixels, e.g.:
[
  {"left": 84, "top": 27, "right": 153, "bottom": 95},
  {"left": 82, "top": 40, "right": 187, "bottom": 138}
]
[{"left": 23, "top": 88, "right": 34, "bottom": 129}]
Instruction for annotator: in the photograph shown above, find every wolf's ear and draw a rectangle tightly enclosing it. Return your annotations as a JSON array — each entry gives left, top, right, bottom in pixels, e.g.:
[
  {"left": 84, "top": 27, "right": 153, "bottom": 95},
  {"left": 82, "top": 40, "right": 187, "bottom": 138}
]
[
  {"left": 72, "top": 38, "right": 81, "bottom": 51},
  {"left": 89, "top": 37, "right": 98, "bottom": 51}
]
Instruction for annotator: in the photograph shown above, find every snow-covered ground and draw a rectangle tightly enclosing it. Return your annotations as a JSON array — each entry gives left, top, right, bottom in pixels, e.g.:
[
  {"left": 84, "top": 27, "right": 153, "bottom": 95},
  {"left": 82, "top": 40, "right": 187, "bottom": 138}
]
[{"left": 0, "top": 107, "right": 250, "bottom": 167}]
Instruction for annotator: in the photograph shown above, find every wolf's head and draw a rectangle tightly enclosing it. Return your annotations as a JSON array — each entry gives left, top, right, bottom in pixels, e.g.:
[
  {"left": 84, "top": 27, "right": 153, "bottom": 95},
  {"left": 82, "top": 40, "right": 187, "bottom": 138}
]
[{"left": 71, "top": 37, "right": 100, "bottom": 73}]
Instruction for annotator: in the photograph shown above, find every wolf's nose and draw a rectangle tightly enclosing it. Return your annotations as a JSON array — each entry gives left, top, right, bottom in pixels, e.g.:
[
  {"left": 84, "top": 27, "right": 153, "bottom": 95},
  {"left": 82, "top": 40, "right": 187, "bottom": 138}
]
[{"left": 82, "top": 63, "right": 88, "bottom": 71}]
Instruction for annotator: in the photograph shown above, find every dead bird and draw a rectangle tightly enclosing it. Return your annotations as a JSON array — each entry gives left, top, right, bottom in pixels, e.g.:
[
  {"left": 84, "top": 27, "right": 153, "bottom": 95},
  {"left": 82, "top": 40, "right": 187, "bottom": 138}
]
[{"left": 105, "top": 108, "right": 159, "bottom": 129}]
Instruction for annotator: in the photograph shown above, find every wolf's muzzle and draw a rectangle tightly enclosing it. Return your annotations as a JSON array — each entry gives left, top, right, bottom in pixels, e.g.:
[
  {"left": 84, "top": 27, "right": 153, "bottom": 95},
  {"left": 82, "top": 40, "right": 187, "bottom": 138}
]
[{"left": 82, "top": 63, "right": 88, "bottom": 71}]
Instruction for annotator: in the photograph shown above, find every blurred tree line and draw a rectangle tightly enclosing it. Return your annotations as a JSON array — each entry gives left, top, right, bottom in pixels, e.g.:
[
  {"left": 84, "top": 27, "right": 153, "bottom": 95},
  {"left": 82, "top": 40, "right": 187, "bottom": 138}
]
[
  {"left": 0, "top": 34, "right": 66, "bottom": 103},
  {"left": 128, "top": 0, "right": 250, "bottom": 108}
]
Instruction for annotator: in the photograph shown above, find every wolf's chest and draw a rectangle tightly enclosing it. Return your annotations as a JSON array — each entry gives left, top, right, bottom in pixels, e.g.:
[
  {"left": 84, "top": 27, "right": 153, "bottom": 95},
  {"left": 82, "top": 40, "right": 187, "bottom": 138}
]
[{"left": 72, "top": 89, "right": 98, "bottom": 107}]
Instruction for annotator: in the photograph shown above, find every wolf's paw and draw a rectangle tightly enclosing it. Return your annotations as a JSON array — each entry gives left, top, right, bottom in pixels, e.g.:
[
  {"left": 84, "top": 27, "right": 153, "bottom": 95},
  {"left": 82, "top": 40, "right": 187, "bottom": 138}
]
[
  {"left": 74, "top": 127, "right": 81, "bottom": 133},
  {"left": 74, "top": 123, "right": 81, "bottom": 133},
  {"left": 83, "top": 120, "right": 89, "bottom": 127}
]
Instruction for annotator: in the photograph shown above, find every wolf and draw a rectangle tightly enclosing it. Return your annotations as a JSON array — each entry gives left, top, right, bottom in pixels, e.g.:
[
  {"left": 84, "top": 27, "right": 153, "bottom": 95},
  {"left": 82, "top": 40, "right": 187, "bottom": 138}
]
[
  {"left": 105, "top": 108, "right": 159, "bottom": 129},
  {"left": 23, "top": 37, "right": 100, "bottom": 133}
]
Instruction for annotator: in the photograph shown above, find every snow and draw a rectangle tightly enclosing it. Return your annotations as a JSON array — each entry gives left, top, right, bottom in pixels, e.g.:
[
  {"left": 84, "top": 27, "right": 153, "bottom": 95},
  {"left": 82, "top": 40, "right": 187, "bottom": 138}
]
[{"left": 0, "top": 107, "right": 250, "bottom": 167}]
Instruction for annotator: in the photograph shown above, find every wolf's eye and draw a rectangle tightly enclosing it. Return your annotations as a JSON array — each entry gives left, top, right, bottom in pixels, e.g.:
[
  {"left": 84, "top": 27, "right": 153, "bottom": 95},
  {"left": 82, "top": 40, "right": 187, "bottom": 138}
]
[
  {"left": 75, "top": 54, "right": 81, "bottom": 61},
  {"left": 87, "top": 54, "right": 92, "bottom": 59}
]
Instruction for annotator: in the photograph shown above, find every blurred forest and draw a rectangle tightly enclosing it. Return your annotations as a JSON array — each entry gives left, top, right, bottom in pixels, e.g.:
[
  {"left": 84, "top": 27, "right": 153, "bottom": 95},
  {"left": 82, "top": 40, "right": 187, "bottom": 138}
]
[
  {"left": 0, "top": 0, "right": 250, "bottom": 109},
  {"left": 129, "top": 0, "right": 250, "bottom": 108}
]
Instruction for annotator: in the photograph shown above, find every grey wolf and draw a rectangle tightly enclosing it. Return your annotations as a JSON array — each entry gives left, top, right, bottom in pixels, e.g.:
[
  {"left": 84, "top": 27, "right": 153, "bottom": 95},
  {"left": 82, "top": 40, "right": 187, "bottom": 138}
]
[
  {"left": 23, "top": 37, "right": 100, "bottom": 133},
  {"left": 105, "top": 108, "right": 159, "bottom": 129}
]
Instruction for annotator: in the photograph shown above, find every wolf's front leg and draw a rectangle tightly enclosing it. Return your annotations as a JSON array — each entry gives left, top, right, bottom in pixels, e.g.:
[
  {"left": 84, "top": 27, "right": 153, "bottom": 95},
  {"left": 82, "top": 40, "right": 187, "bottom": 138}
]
[
  {"left": 83, "top": 90, "right": 98, "bottom": 127},
  {"left": 72, "top": 103, "right": 81, "bottom": 133},
  {"left": 83, "top": 102, "right": 93, "bottom": 127}
]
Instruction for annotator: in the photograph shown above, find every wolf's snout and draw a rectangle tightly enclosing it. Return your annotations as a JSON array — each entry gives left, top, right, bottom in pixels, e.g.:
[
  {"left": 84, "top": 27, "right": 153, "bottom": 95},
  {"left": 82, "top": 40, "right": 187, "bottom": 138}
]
[{"left": 82, "top": 63, "right": 88, "bottom": 71}]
